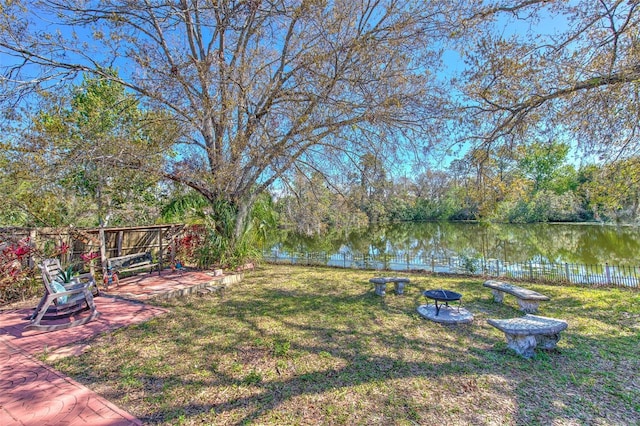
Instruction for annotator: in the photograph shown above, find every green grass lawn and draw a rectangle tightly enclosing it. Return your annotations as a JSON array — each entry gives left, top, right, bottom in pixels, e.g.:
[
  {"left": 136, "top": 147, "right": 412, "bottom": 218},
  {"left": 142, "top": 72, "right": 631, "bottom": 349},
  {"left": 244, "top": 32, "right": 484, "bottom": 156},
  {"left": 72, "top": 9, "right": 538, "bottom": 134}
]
[{"left": 52, "top": 265, "right": 640, "bottom": 425}]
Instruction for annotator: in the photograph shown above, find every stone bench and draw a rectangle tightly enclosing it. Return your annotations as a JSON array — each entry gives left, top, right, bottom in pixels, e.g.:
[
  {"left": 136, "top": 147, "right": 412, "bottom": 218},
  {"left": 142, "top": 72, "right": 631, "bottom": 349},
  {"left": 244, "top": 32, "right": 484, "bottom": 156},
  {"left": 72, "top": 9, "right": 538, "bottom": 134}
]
[
  {"left": 369, "top": 277, "right": 410, "bottom": 296},
  {"left": 483, "top": 280, "right": 550, "bottom": 313},
  {"left": 488, "top": 314, "right": 568, "bottom": 358}
]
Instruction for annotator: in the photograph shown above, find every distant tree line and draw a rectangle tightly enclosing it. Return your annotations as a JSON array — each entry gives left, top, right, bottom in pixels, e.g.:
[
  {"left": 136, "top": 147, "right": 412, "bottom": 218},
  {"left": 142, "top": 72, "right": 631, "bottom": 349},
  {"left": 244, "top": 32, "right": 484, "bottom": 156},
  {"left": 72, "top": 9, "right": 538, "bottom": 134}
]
[{"left": 276, "top": 142, "right": 640, "bottom": 235}]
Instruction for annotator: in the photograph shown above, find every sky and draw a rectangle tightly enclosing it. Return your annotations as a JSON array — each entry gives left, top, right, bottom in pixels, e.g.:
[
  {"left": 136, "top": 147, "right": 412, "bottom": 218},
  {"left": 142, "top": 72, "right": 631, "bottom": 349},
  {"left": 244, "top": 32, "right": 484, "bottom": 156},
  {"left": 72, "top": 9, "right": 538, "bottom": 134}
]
[
  {"left": 421, "top": 4, "right": 593, "bottom": 172},
  {"left": 1, "top": 0, "right": 599, "bottom": 178}
]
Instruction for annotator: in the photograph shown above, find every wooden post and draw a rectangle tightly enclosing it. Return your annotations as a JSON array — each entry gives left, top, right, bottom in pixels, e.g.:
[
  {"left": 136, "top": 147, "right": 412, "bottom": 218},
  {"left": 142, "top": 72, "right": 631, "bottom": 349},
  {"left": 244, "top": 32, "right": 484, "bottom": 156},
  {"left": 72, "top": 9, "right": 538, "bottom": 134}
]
[
  {"left": 116, "top": 231, "right": 124, "bottom": 257},
  {"left": 158, "top": 227, "right": 163, "bottom": 275},
  {"left": 170, "top": 226, "right": 176, "bottom": 267},
  {"left": 28, "top": 228, "right": 37, "bottom": 268},
  {"left": 99, "top": 226, "right": 108, "bottom": 289}
]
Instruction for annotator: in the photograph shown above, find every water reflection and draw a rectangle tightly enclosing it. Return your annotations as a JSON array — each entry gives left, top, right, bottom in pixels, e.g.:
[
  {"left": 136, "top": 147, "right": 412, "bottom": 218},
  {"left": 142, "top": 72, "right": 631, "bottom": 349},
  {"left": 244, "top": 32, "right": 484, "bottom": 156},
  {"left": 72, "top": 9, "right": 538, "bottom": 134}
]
[{"left": 267, "top": 222, "right": 640, "bottom": 266}]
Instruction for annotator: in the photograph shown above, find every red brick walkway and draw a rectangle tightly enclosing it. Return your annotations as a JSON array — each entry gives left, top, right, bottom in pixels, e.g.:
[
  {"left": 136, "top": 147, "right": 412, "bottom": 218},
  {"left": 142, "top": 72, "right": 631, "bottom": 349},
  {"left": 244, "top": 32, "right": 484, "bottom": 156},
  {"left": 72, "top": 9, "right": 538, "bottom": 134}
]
[
  {"left": 0, "top": 269, "right": 227, "bottom": 425},
  {"left": 1, "top": 337, "right": 141, "bottom": 425}
]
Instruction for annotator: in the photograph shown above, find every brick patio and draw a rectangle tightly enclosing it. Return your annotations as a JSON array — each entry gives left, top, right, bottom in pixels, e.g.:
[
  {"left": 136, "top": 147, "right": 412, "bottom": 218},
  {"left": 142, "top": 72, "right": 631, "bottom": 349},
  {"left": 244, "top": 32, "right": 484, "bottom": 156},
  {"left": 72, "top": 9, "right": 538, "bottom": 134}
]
[{"left": 0, "top": 268, "right": 236, "bottom": 425}]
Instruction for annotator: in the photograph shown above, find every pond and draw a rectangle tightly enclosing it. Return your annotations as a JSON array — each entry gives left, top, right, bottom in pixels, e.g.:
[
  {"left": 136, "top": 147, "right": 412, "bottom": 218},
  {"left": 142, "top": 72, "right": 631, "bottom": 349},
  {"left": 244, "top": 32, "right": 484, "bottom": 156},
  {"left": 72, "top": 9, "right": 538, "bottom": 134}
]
[{"left": 266, "top": 221, "right": 640, "bottom": 267}]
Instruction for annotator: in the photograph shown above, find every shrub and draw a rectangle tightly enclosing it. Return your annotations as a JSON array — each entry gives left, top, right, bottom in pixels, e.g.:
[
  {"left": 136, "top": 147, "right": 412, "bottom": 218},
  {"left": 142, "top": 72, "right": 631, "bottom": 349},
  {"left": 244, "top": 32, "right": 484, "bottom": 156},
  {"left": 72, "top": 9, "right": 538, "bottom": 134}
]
[{"left": 0, "top": 238, "right": 39, "bottom": 304}]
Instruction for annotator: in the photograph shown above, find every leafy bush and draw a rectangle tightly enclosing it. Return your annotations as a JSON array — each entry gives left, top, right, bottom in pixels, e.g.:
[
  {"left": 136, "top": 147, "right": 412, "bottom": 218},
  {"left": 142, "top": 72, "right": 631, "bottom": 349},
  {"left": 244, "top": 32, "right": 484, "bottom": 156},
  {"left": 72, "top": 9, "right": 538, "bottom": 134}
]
[
  {"left": 171, "top": 195, "right": 275, "bottom": 270},
  {"left": 494, "top": 191, "right": 584, "bottom": 223},
  {"left": 460, "top": 253, "right": 480, "bottom": 273},
  {"left": 0, "top": 238, "right": 39, "bottom": 304}
]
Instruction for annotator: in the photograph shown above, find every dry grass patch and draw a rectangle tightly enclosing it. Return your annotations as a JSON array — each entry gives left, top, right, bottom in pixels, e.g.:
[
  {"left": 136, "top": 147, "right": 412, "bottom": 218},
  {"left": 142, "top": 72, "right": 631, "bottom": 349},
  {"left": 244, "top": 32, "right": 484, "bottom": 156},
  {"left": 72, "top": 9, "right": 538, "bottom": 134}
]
[{"left": 52, "top": 265, "right": 640, "bottom": 425}]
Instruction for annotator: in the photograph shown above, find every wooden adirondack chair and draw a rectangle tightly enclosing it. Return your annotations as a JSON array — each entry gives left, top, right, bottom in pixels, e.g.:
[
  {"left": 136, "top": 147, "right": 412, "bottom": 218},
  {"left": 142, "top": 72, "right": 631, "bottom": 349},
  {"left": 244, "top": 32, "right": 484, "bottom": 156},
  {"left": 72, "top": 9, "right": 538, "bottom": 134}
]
[
  {"left": 26, "top": 259, "right": 100, "bottom": 332},
  {"left": 40, "top": 258, "right": 100, "bottom": 297}
]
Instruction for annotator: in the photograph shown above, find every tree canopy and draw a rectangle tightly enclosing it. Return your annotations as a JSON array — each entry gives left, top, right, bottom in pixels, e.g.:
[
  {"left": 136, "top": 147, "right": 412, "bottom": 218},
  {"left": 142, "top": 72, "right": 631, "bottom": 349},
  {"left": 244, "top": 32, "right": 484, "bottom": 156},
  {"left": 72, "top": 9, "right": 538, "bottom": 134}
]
[
  {"left": 455, "top": 0, "right": 640, "bottom": 159},
  {"left": 1, "top": 0, "right": 451, "bottom": 242},
  {"left": 0, "top": 74, "right": 172, "bottom": 227}
]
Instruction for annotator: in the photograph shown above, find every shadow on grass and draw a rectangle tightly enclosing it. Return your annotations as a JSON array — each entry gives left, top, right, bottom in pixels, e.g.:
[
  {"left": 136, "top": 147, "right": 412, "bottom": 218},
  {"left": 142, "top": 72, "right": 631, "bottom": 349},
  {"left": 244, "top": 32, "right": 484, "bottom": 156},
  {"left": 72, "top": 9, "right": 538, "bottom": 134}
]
[{"left": 54, "top": 267, "right": 640, "bottom": 425}]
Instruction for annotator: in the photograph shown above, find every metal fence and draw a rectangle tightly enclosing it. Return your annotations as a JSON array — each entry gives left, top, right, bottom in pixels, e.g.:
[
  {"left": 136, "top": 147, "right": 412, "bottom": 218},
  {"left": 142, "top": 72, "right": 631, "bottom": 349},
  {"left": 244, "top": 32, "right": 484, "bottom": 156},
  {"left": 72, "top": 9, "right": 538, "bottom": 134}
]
[{"left": 262, "top": 250, "right": 640, "bottom": 288}]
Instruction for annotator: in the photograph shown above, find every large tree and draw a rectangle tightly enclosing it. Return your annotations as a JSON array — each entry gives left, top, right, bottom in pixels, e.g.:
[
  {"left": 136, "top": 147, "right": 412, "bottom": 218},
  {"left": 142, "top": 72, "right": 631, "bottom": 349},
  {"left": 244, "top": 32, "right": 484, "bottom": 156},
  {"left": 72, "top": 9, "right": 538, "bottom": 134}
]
[
  {"left": 0, "top": 0, "right": 451, "bottom": 249},
  {"left": 454, "top": 0, "right": 640, "bottom": 158},
  {"left": 0, "top": 74, "right": 172, "bottom": 227},
  {"left": 37, "top": 74, "right": 173, "bottom": 227}
]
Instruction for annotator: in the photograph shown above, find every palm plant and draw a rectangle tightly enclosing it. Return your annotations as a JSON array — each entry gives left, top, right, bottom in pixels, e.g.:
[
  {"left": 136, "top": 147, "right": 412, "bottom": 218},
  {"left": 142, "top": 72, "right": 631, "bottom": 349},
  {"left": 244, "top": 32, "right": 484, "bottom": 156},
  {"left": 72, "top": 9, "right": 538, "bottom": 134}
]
[
  {"left": 161, "top": 189, "right": 279, "bottom": 269},
  {"left": 58, "top": 265, "right": 75, "bottom": 283}
]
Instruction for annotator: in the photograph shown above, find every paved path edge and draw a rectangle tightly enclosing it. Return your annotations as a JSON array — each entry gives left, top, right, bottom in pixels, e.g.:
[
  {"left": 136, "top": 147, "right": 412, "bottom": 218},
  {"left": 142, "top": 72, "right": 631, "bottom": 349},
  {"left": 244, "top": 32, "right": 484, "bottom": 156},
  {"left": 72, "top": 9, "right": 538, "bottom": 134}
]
[{"left": 0, "top": 334, "right": 142, "bottom": 425}]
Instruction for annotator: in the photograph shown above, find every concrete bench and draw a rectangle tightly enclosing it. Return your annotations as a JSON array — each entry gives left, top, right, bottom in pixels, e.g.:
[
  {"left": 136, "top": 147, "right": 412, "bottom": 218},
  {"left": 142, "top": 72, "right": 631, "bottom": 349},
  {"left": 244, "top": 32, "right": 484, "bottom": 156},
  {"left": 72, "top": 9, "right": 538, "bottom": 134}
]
[
  {"left": 369, "top": 277, "right": 410, "bottom": 296},
  {"left": 483, "top": 280, "right": 549, "bottom": 313},
  {"left": 488, "top": 314, "right": 568, "bottom": 358}
]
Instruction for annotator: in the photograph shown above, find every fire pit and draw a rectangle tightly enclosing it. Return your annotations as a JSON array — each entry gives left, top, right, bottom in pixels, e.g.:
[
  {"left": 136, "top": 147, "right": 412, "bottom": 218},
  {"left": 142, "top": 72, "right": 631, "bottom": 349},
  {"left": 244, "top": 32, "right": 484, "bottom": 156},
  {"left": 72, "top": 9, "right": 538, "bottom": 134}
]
[{"left": 423, "top": 289, "right": 462, "bottom": 316}]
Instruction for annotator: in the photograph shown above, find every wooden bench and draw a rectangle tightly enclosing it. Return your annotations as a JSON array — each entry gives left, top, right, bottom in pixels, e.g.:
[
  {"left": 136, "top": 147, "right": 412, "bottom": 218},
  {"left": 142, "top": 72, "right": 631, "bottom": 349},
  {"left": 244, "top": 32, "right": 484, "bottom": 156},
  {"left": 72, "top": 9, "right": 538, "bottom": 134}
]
[
  {"left": 106, "top": 252, "right": 158, "bottom": 285},
  {"left": 369, "top": 277, "right": 410, "bottom": 296},
  {"left": 483, "top": 280, "right": 549, "bottom": 313},
  {"left": 488, "top": 314, "right": 568, "bottom": 358}
]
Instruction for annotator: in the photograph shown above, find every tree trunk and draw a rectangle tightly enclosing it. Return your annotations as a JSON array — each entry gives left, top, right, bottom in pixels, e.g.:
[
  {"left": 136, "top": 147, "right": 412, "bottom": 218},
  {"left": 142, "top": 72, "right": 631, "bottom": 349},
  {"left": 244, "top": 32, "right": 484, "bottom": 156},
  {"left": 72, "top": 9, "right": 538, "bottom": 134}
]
[
  {"left": 99, "top": 226, "right": 107, "bottom": 277},
  {"left": 233, "top": 197, "right": 252, "bottom": 243}
]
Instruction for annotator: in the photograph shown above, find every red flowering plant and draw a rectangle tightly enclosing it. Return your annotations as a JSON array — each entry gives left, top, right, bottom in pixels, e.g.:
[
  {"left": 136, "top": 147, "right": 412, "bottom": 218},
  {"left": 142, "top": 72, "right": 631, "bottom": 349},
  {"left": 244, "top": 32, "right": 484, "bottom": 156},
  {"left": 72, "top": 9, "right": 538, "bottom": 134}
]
[
  {"left": 53, "top": 242, "right": 100, "bottom": 278},
  {"left": 0, "top": 237, "right": 37, "bottom": 304},
  {"left": 80, "top": 252, "right": 100, "bottom": 262},
  {"left": 55, "top": 242, "right": 70, "bottom": 256},
  {"left": 173, "top": 226, "right": 205, "bottom": 267},
  {"left": 80, "top": 251, "right": 100, "bottom": 275},
  {"left": 54, "top": 241, "right": 74, "bottom": 262}
]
